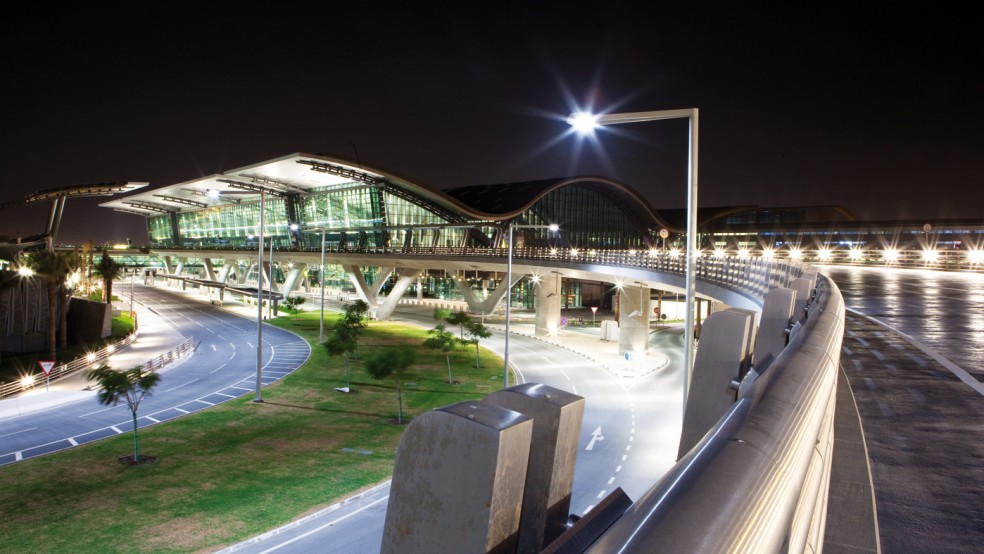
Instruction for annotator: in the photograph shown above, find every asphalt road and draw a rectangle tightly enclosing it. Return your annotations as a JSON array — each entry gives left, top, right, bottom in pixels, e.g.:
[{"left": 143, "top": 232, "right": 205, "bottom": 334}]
[
  {"left": 0, "top": 284, "right": 310, "bottom": 466},
  {"left": 824, "top": 266, "right": 984, "bottom": 553}
]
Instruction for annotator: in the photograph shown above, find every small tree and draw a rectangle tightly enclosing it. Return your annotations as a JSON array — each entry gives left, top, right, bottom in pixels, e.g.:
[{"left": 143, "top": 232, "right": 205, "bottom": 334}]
[
  {"left": 85, "top": 365, "right": 161, "bottom": 464},
  {"left": 323, "top": 323, "right": 357, "bottom": 390},
  {"left": 341, "top": 299, "right": 370, "bottom": 355},
  {"left": 463, "top": 320, "right": 493, "bottom": 368},
  {"left": 445, "top": 310, "right": 472, "bottom": 340},
  {"left": 364, "top": 348, "right": 415, "bottom": 424},
  {"left": 282, "top": 295, "right": 306, "bottom": 318},
  {"left": 423, "top": 323, "right": 459, "bottom": 383}
]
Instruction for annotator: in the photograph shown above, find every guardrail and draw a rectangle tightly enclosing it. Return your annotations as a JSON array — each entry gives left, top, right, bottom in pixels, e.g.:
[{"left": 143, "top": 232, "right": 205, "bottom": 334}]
[
  {"left": 583, "top": 274, "right": 844, "bottom": 553},
  {"left": 0, "top": 334, "right": 195, "bottom": 399}
]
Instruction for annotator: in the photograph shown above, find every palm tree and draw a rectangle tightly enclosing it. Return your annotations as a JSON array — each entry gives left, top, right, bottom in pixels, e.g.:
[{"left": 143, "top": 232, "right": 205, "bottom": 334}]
[
  {"left": 29, "top": 250, "right": 71, "bottom": 360},
  {"left": 0, "top": 268, "right": 21, "bottom": 366},
  {"left": 93, "top": 249, "right": 124, "bottom": 304}
]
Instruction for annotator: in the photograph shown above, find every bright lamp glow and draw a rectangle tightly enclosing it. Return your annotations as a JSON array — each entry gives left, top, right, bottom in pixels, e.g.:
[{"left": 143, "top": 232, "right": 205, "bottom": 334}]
[
  {"left": 817, "top": 248, "right": 832, "bottom": 261},
  {"left": 548, "top": 223, "right": 560, "bottom": 232},
  {"left": 922, "top": 249, "right": 939, "bottom": 262},
  {"left": 737, "top": 249, "right": 750, "bottom": 259},
  {"left": 713, "top": 248, "right": 726, "bottom": 258},
  {"left": 789, "top": 248, "right": 803, "bottom": 260},
  {"left": 762, "top": 248, "right": 775, "bottom": 260},
  {"left": 968, "top": 250, "right": 984, "bottom": 264},
  {"left": 568, "top": 112, "right": 599, "bottom": 135},
  {"left": 669, "top": 248, "right": 681, "bottom": 258},
  {"left": 17, "top": 266, "right": 33, "bottom": 277},
  {"left": 848, "top": 249, "right": 864, "bottom": 260},
  {"left": 883, "top": 248, "right": 900, "bottom": 262}
]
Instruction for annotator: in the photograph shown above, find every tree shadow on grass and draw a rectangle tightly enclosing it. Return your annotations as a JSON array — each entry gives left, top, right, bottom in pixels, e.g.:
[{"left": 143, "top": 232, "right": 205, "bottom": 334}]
[{"left": 259, "top": 400, "right": 383, "bottom": 419}]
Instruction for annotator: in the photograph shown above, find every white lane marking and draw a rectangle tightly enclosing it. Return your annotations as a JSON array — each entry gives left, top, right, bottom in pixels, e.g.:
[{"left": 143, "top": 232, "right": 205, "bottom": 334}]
[
  {"left": 215, "top": 393, "right": 236, "bottom": 398},
  {"left": 68, "top": 438, "right": 78, "bottom": 446},
  {"left": 842, "top": 346, "right": 853, "bottom": 356},
  {"left": 80, "top": 406, "right": 116, "bottom": 417},
  {"left": 111, "top": 426, "right": 123, "bottom": 434},
  {"left": 852, "top": 359, "right": 863, "bottom": 371},
  {"left": 871, "top": 350, "right": 885, "bottom": 361},
  {"left": 210, "top": 364, "right": 227, "bottom": 374},
  {"left": 145, "top": 416, "right": 160, "bottom": 423},
  {"left": 584, "top": 504, "right": 594, "bottom": 513},
  {"left": 615, "top": 465, "right": 622, "bottom": 472},
  {"left": 854, "top": 337, "right": 870, "bottom": 348},
  {"left": 621, "top": 455, "right": 627, "bottom": 461},
  {"left": 596, "top": 490, "right": 606, "bottom": 499},
  {"left": 625, "top": 445, "right": 632, "bottom": 451},
  {"left": 164, "top": 379, "right": 199, "bottom": 393},
  {"left": 848, "top": 308, "right": 984, "bottom": 397},
  {"left": 196, "top": 399, "right": 215, "bottom": 406},
  {"left": 608, "top": 477, "right": 615, "bottom": 485},
  {"left": 864, "top": 378, "right": 876, "bottom": 390},
  {"left": 0, "top": 427, "right": 37, "bottom": 439},
  {"left": 585, "top": 427, "right": 604, "bottom": 451},
  {"left": 175, "top": 408, "right": 190, "bottom": 414},
  {"left": 255, "top": 494, "right": 390, "bottom": 554}
]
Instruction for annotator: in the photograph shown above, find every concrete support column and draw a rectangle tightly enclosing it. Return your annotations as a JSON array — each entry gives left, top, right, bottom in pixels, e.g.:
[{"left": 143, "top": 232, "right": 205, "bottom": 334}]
[
  {"left": 162, "top": 256, "right": 174, "bottom": 275},
  {"left": 678, "top": 308, "right": 755, "bottom": 458},
  {"left": 381, "top": 400, "right": 533, "bottom": 554},
  {"left": 416, "top": 275, "right": 424, "bottom": 300},
  {"left": 173, "top": 257, "right": 186, "bottom": 276},
  {"left": 374, "top": 274, "right": 415, "bottom": 320},
  {"left": 216, "top": 262, "right": 232, "bottom": 284},
  {"left": 617, "top": 285, "right": 651, "bottom": 355},
  {"left": 203, "top": 258, "right": 217, "bottom": 281},
  {"left": 280, "top": 264, "right": 307, "bottom": 296},
  {"left": 455, "top": 273, "right": 523, "bottom": 315},
  {"left": 534, "top": 274, "right": 562, "bottom": 338},
  {"left": 486, "top": 384, "right": 585, "bottom": 554}
]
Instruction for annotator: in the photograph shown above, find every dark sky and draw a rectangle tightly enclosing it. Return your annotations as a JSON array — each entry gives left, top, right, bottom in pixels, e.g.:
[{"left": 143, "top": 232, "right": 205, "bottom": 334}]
[{"left": 2, "top": 3, "right": 981, "bottom": 245}]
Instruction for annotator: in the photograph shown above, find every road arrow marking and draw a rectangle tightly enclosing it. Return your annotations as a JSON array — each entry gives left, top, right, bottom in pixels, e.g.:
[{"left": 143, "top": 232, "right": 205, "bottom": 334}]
[{"left": 586, "top": 426, "right": 604, "bottom": 451}]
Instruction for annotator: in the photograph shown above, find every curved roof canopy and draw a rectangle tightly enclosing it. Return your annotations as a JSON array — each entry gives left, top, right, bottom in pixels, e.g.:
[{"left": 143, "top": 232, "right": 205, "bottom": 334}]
[{"left": 99, "top": 153, "right": 674, "bottom": 230}]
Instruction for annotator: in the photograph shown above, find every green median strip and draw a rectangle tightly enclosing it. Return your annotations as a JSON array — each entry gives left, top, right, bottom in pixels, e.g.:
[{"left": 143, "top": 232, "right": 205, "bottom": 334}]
[{"left": 0, "top": 311, "right": 503, "bottom": 554}]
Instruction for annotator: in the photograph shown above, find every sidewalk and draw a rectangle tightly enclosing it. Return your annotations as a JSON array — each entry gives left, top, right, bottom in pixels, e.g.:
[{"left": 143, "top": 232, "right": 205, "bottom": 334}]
[{"left": 0, "top": 297, "right": 189, "bottom": 420}]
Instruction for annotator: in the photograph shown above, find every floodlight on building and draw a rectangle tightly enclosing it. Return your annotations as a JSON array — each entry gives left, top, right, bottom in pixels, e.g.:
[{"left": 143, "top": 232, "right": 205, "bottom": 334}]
[
  {"left": 848, "top": 249, "right": 864, "bottom": 260},
  {"left": 968, "top": 250, "right": 984, "bottom": 264},
  {"left": 922, "top": 249, "right": 939, "bottom": 262},
  {"left": 817, "top": 248, "right": 832, "bottom": 261},
  {"left": 883, "top": 248, "right": 900, "bottom": 262}
]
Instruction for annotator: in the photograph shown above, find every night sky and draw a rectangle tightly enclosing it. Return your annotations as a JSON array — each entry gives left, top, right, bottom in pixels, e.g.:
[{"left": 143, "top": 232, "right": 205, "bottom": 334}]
[{"left": 2, "top": 3, "right": 980, "bottom": 245}]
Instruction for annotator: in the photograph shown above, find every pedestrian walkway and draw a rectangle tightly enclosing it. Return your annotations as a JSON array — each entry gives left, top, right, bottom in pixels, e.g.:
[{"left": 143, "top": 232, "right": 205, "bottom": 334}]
[{"left": 0, "top": 295, "right": 189, "bottom": 420}]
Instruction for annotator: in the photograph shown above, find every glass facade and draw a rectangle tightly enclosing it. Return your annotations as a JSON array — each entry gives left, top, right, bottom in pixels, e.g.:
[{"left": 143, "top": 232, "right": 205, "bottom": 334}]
[{"left": 511, "top": 184, "right": 654, "bottom": 249}]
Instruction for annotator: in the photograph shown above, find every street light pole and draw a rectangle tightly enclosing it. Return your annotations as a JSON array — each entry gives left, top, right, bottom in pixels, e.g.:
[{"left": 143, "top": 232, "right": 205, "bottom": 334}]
[
  {"left": 254, "top": 190, "right": 265, "bottom": 403},
  {"left": 502, "top": 222, "right": 559, "bottom": 389},
  {"left": 319, "top": 227, "right": 326, "bottom": 343},
  {"left": 568, "top": 108, "right": 699, "bottom": 416}
]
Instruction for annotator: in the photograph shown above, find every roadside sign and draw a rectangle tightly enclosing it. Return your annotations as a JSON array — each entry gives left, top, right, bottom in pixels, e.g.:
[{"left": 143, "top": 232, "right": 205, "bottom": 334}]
[
  {"left": 659, "top": 228, "right": 669, "bottom": 239},
  {"left": 39, "top": 361, "right": 56, "bottom": 376}
]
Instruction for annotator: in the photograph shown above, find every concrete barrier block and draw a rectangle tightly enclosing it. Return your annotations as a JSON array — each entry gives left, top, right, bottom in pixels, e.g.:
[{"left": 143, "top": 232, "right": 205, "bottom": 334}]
[
  {"left": 487, "top": 383, "right": 585, "bottom": 553},
  {"left": 790, "top": 277, "right": 813, "bottom": 322},
  {"left": 381, "top": 400, "right": 533, "bottom": 554},
  {"left": 678, "top": 309, "right": 754, "bottom": 458},
  {"left": 752, "top": 287, "right": 795, "bottom": 372}
]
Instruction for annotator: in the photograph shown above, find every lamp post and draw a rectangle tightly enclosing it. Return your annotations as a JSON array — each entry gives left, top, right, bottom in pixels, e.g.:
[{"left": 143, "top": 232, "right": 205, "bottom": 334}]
[
  {"left": 503, "top": 222, "right": 559, "bottom": 389},
  {"left": 568, "top": 108, "right": 698, "bottom": 415},
  {"left": 254, "top": 190, "right": 265, "bottom": 403},
  {"left": 319, "top": 227, "right": 326, "bottom": 343}
]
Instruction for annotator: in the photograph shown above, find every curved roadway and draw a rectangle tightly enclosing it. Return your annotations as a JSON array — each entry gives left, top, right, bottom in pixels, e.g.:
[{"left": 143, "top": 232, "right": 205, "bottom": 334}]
[
  {"left": 824, "top": 266, "right": 984, "bottom": 553},
  {"left": 0, "top": 284, "right": 310, "bottom": 466}
]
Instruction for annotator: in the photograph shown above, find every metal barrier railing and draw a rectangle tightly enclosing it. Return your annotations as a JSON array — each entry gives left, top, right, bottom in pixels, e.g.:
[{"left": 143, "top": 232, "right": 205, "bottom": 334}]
[
  {"left": 583, "top": 275, "right": 844, "bottom": 553},
  {"left": 0, "top": 333, "right": 195, "bottom": 400}
]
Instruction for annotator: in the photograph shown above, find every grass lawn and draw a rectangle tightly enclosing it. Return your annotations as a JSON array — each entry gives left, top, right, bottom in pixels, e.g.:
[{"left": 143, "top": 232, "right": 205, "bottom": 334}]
[{"left": 0, "top": 312, "right": 504, "bottom": 553}]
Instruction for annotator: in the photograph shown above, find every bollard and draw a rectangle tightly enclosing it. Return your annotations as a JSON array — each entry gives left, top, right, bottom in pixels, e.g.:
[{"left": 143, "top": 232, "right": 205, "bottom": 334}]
[
  {"left": 381, "top": 400, "right": 533, "bottom": 554},
  {"left": 486, "top": 383, "right": 585, "bottom": 553}
]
